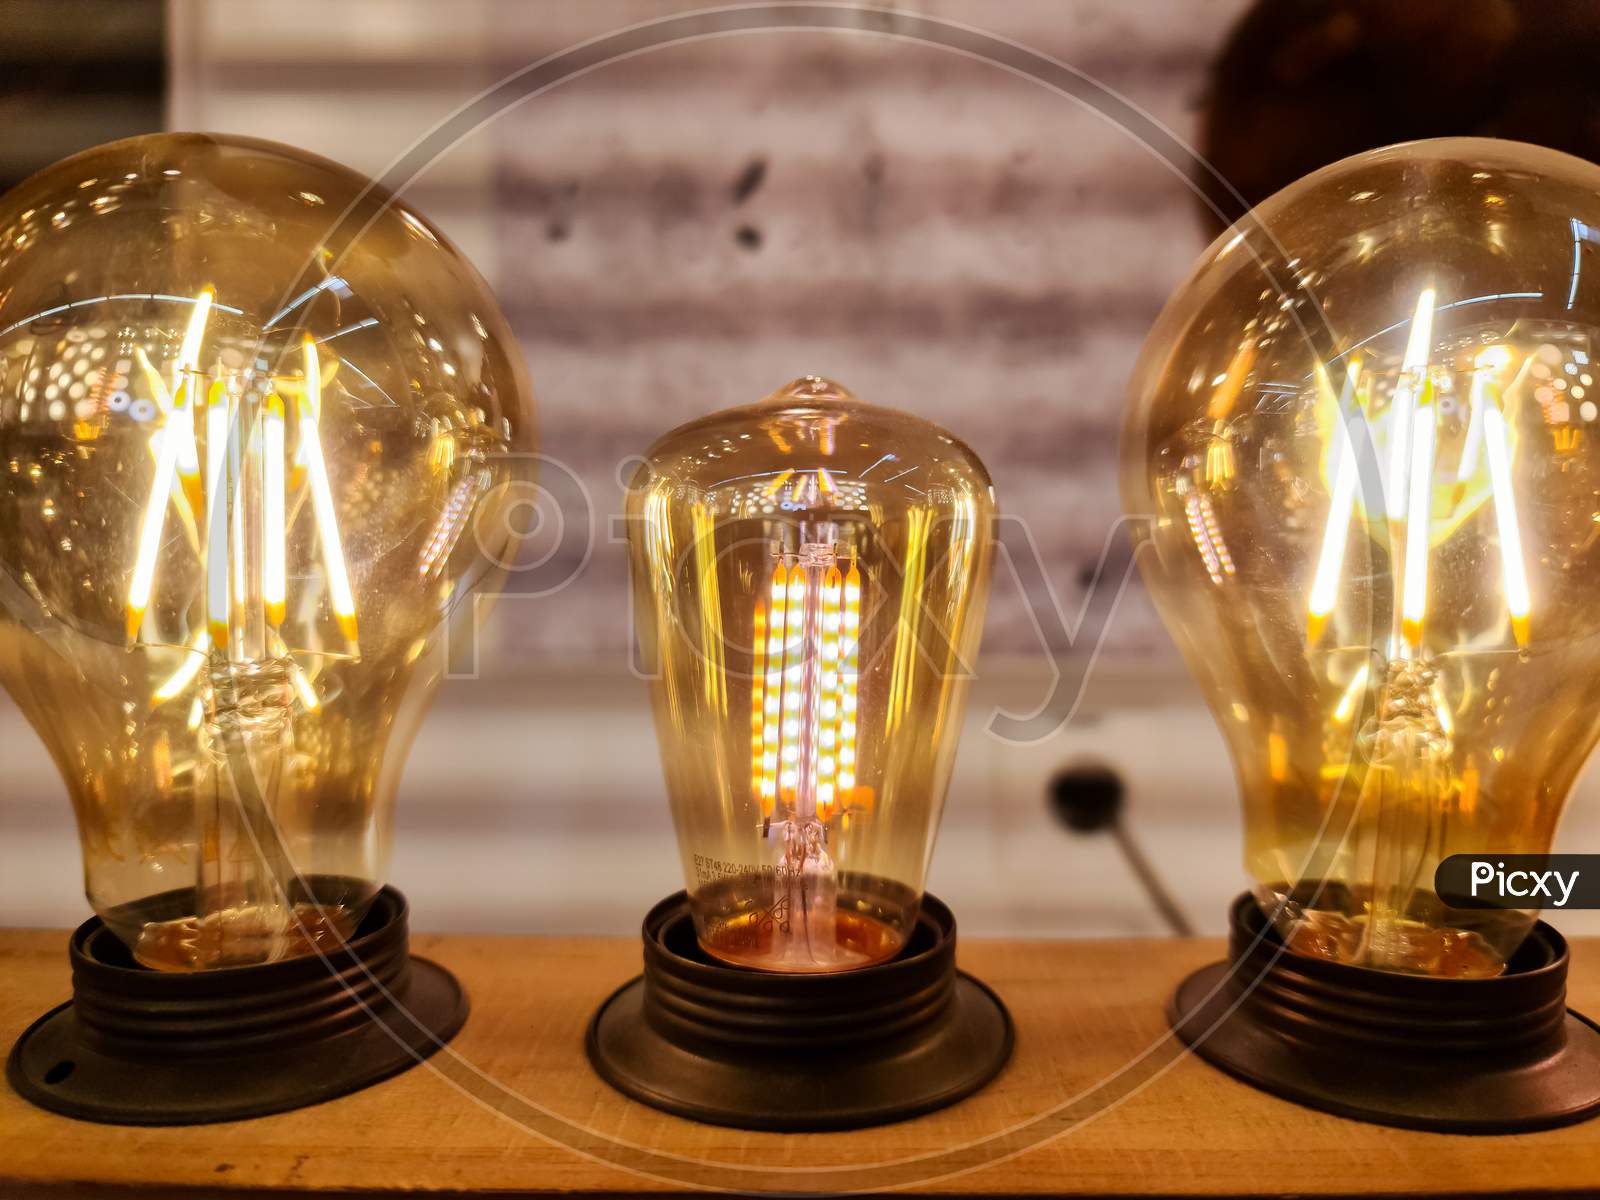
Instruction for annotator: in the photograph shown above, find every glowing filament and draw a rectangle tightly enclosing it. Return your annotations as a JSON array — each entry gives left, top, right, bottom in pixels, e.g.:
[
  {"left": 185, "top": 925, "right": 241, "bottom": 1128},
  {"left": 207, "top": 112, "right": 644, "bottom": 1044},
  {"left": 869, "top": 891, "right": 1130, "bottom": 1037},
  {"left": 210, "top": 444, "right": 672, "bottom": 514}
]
[
  {"left": 751, "top": 600, "right": 770, "bottom": 811},
  {"left": 263, "top": 393, "right": 286, "bottom": 627},
  {"left": 838, "top": 556, "right": 861, "bottom": 794},
  {"left": 750, "top": 550, "right": 863, "bottom": 822},
  {"left": 126, "top": 289, "right": 215, "bottom": 641},
  {"left": 777, "top": 564, "right": 808, "bottom": 797},
  {"left": 1307, "top": 361, "right": 1362, "bottom": 641},
  {"left": 816, "top": 564, "right": 844, "bottom": 820},
  {"left": 1333, "top": 663, "right": 1370, "bottom": 724},
  {"left": 205, "top": 380, "right": 231, "bottom": 645},
  {"left": 1483, "top": 393, "right": 1532, "bottom": 645},
  {"left": 299, "top": 336, "right": 359, "bottom": 646},
  {"left": 759, "top": 565, "right": 786, "bottom": 812},
  {"left": 1384, "top": 287, "right": 1436, "bottom": 519},
  {"left": 167, "top": 287, "right": 212, "bottom": 493},
  {"left": 1400, "top": 381, "right": 1437, "bottom": 648},
  {"left": 152, "top": 631, "right": 210, "bottom": 704},
  {"left": 1183, "top": 492, "right": 1234, "bottom": 586},
  {"left": 127, "top": 379, "right": 190, "bottom": 641}
]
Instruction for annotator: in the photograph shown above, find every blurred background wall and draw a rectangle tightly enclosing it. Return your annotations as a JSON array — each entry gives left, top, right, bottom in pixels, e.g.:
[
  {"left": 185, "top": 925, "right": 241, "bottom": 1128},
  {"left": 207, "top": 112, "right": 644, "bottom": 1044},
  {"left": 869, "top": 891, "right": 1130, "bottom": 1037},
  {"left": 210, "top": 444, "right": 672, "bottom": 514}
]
[{"left": 6, "top": 0, "right": 1600, "bottom": 938}]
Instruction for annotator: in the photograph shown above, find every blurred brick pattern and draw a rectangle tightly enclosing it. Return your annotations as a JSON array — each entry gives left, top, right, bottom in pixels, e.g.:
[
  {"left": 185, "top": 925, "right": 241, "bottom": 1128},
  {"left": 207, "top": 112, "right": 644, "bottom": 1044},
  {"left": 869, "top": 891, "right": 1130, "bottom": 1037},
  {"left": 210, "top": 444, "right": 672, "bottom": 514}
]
[{"left": 170, "top": 0, "right": 1253, "bottom": 666}]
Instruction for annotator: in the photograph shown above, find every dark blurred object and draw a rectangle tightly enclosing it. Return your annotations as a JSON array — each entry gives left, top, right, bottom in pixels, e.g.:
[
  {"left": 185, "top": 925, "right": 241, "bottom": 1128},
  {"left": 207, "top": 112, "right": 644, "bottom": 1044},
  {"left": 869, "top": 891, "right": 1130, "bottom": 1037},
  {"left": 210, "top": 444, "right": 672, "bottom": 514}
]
[
  {"left": 1199, "top": 0, "right": 1600, "bottom": 229},
  {"left": 1048, "top": 764, "right": 1195, "bottom": 936},
  {"left": 1048, "top": 762, "right": 1125, "bottom": 833},
  {"left": 0, "top": 0, "right": 163, "bottom": 192}
]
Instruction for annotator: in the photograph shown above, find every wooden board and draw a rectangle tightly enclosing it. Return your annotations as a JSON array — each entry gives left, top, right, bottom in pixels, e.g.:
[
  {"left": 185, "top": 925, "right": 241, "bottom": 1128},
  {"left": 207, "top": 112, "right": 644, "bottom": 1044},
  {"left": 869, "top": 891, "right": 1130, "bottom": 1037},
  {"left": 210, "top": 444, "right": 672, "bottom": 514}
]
[{"left": 2, "top": 926, "right": 1598, "bottom": 1197}]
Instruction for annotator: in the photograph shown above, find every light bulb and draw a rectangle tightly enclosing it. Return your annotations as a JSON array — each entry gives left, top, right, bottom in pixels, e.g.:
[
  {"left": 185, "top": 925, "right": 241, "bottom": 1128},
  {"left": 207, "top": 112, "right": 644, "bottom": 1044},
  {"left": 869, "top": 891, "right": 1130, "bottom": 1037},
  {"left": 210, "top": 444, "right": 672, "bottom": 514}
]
[
  {"left": 625, "top": 376, "right": 994, "bottom": 972},
  {"left": 1124, "top": 137, "right": 1600, "bottom": 978},
  {"left": 0, "top": 134, "right": 534, "bottom": 969}
]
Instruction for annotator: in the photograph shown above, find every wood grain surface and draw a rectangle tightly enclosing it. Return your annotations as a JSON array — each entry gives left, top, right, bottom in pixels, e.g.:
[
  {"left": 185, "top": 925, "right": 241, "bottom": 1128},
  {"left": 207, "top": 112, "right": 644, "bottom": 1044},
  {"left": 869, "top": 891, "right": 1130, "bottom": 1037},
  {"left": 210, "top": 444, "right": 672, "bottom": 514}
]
[{"left": 2, "top": 927, "right": 1598, "bottom": 1197}]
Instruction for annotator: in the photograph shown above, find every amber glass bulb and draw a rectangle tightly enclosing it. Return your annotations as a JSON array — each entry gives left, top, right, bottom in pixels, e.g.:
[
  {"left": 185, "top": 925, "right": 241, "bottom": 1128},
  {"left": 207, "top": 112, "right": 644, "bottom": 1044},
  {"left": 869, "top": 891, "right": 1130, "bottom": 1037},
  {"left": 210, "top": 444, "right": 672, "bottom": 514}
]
[
  {"left": 626, "top": 376, "right": 994, "bottom": 972},
  {"left": 0, "top": 134, "right": 534, "bottom": 969},
  {"left": 1124, "top": 137, "right": 1600, "bottom": 977}
]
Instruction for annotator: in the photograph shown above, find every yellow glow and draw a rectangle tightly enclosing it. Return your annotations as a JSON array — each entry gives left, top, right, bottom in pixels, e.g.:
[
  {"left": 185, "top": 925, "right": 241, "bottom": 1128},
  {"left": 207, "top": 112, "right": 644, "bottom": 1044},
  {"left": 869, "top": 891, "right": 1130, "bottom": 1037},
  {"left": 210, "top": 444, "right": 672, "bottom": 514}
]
[
  {"left": 290, "top": 664, "right": 320, "bottom": 711},
  {"left": 1307, "top": 360, "right": 1362, "bottom": 640},
  {"left": 263, "top": 393, "right": 286, "bottom": 627},
  {"left": 1268, "top": 730, "right": 1288, "bottom": 783},
  {"left": 1475, "top": 344, "right": 1513, "bottom": 371},
  {"left": 126, "top": 289, "right": 215, "bottom": 641},
  {"left": 1482, "top": 393, "right": 1532, "bottom": 645},
  {"left": 777, "top": 564, "right": 808, "bottom": 797},
  {"left": 1459, "top": 762, "right": 1480, "bottom": 818},
  {"left": 817, "top": 564, "right": 844, "bottom": 821},
  {"left": 152, "top": 631, "right": 210, "bottom": 704},
  {"left": 751, "top": 600, "right": 769, "bottom": 811},
  {"left": 204, "top": 380, "right": 231, "bottom": 644},
  {"left": 170, "top": 289, "right": 213, "bottom": 496},
  {"left": 1207, "top": 340, "right": 1255, "bottom": 421},
  {"left": 1401, "top": 380, "right": 1437, "bottom": 647},
  {"left": 1333, "top": 663, "right": 1370, "bottom": 724},
  {"left": 1384, "top": 287, "right": 1436, "bottom": 519},
  {"left": 1433, "top": 678, "right": 1455, "bottom": 739},
  {"left": 750, "top": 551, "right": 864, "bottom": 822},
  {"left": 1459, "top": 345, "right": 1513, "bottom": 484},
  {"left": 126, "top": 378, "right": 190, "bottom": 641},
  {"left": 173, "top": 288, "right": 214, "bottom": 393},
  {"left": 839, "top": 556, "right": 861, "bottom": 794},
  {"left": 760, "top": 564, "right": 786, "bottom": 813},
  {"left": 298, "top": 336, "right": 359, "bottom": 646}
]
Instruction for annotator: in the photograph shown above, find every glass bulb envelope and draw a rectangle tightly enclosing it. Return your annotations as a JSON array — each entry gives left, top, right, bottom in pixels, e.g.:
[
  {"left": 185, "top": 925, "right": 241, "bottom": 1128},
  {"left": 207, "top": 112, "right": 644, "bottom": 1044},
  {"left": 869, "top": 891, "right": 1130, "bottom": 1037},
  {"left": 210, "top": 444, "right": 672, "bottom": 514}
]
[
  {"left": 0, "top": 133, "right": 534, "bottom": 969},
  {"left": 626, "top": 376, "right": 995, "bottom": 972},
  {"left": 1124, "top": 138, "right": 1600, "bottom": 977}
]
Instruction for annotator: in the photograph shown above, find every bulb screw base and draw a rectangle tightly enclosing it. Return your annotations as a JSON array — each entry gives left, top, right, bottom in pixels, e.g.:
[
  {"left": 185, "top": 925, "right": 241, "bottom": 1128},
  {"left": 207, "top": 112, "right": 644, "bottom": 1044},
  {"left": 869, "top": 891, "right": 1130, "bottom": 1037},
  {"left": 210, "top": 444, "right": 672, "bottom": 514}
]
[
  {"left": 6, "top": 884, "right": 467, "bottom": 1125},
  {"left": 587, "top": 890, "right": 1013, "bottom": 1131},
  {"left": 1170, "top": 891, "right": 1600, "bottom": 1133}
]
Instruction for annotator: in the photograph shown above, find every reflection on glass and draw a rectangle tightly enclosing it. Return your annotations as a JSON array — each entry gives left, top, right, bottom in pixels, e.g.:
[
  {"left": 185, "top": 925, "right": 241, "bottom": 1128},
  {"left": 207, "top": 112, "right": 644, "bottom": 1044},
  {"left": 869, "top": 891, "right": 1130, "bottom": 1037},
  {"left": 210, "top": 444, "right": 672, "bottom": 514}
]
[
  {"left": 626, "top": 376, "right": 995, "bottom": 972},
  {"left": 1124, "top": 137, "right": 1600, "bottom": 977},
  {"left": 0, "top": 133, "right": 535, "bottom": 969}
]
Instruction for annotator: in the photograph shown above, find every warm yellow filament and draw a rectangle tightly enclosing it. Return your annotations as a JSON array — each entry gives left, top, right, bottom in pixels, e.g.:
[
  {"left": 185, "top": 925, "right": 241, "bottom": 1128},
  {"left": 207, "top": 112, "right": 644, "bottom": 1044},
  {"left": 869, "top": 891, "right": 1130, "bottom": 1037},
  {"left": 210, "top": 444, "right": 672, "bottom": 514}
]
[
  {"left": 777, "top": 564, "right": 808, "bottom": 798},
  {"left": 126, "top": 289, "right": 215, "bottom": 641},
  {"left": 751, "top": 601, "right": 769, "bottom": 811},
  {"left": 168, "top": 288, "right": 212, "bottom": 495},
  {"left": 838, "top": 557, "right": 861, "bottom": 794},
  {"left": 760, "top": 564, "right": 786, "bottom": 813},
  {"left": 751, "top": 552, "right": 863, "bottom": 821},
  {"left": 1483, "top": 391, "right": 1531, "bottom": 645},
  {"left": 152, "top": 631, "right": 210, "bottom": 704},
  {"left": 1307, "top": 360, "right": 1363, "bottom": 641},
  {"left": 126, "top": 378, "right": 190, "bottom": 641},
  {"left": 816, "top": 564, "right": 843, "bottom": 821},
  {"left": 1384, "top": 287, "right": 1436, "bottom": 520},
  {"left": 1400, "top": 380, "right": 1436, "bottom": 648},
  {"left": 204, "top": 380, "right": 231, "bottom": 645},
  {"left": 1332, "top": 663, "right": 1370, "bottom": 724},
  {"left": 263, "top": 393, "right": 287, "bottom": 628},
  {"left": 298, "top": 336, "right": 359, "bottom": 647},
  {"left": 1456, "top": 346, "right": 1511, "bottom": 483}
]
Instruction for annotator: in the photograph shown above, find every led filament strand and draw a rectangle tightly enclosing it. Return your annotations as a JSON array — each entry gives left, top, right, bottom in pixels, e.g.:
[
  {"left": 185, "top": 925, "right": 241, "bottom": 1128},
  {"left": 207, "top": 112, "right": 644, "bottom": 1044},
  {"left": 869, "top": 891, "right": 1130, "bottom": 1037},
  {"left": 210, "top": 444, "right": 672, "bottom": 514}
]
[
  {"left": 128, "top": 318, "right": 360, "bottom": 666},
  {"left": 750, "top": 548, "right": 862, "bottom": 826},
  {"left": 1306, "top": 292, "right": 1532, "bottom": 651}
]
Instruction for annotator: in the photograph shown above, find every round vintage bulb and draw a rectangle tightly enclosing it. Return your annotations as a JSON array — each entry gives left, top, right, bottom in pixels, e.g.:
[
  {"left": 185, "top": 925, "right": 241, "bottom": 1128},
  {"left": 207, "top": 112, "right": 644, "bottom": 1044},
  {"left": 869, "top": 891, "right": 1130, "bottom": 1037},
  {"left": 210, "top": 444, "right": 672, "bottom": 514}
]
[
  {"left": 1123, "top": 137, "right": 1600, "bottom": 977},
  {"left": 625, "top": 376, "right": 995, "bottom": 972},
  {"left": 0, "top": 133, "right": 534, "bottom": 969}
]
